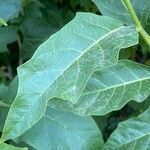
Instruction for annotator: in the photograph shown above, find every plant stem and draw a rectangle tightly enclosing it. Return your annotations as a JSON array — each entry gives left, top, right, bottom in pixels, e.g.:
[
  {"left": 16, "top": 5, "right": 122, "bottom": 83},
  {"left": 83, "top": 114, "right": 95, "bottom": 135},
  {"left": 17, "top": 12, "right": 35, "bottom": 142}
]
[{"left": 123, "top": 0, "right": 150, "bottom": 48}]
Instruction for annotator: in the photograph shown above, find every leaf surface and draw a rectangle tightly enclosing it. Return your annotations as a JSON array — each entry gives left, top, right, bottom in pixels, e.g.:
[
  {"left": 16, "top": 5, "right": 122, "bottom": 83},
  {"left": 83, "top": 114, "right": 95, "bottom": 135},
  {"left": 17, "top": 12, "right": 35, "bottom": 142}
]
[
  {"left": 0, "top": 26, "right": 18, "bottom": 52},
  {"left": 20, "top": 2, "right": 55, "bottom": 59},
  {"left": 48, "top": 60, "right": 150, "bottom": 116},
  {"left": 104, "top": 107, "right": 150, "bottom": 150},
  {"left": 0, "top": 143, "right": 27, "bottom": 150},
  {"left": 0, "top": 18, "right": 7, "bottom": 26},
  {"left": 92, "top": 0, "right": 150, "bottom": 27},
  {"left": 20, "top": 107, "right": 103, "bottom": 150},
  {"left": 2, "top": 13, "right": 138, "bottom": 140},
  {"left": 0, "top": 0, "right": 22, "bottom": 21}
]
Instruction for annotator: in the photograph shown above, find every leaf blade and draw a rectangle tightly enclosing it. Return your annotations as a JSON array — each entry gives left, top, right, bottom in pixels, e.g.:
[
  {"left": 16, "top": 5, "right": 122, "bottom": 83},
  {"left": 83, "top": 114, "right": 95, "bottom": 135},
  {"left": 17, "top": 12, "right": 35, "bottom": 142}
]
[
  {"left": 2, "top": 13, "right": 138, "bottom": 140},
  {"left": 0, "top": 143, "right": 27, "bottom": 150},
  {"left": 48, "top": 60, "right": 150, "bottom": 116},
  {"left": 92, "top": 0, "right": 150, "bottom": 27},
  {"left": 20, "top": 107, "right": 103, "bottom": 150},
  {"left": 104, "top": 107, "right": 150, "bottom": 150}
]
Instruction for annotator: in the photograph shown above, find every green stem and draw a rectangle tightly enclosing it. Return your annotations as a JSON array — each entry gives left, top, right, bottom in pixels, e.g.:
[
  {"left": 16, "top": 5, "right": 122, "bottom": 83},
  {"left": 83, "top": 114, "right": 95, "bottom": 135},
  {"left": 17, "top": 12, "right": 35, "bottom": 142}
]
[{"left": 123, "top": 0, "right": 150, "bottom": 48}]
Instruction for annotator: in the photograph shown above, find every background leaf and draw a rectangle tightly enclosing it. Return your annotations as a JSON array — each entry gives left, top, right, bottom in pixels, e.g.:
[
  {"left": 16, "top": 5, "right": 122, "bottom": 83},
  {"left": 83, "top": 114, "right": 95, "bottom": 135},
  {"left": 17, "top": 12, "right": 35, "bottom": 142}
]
[
  {"left": 0, "top": 143, "right": 27, "bottom": 150},
  {"left": 92, "top": 0, "right": 150, "bottom": 27},
  {"left": 104, "top": 107, "right": 150, "bottom": 150},
  {"left": 0, "top": 26, "right": 18, "bottom": 52}
]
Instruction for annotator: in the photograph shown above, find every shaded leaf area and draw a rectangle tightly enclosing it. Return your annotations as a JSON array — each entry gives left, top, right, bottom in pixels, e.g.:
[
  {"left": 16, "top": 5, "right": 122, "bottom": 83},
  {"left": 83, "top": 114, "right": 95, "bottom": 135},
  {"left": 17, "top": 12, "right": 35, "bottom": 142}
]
[
  {"left": 18, "top": 2, "right": 56, "bottom": 60},
  {"left": 1, "top": 13, "right": 138, "bottom": 140},
  {"left": 104, "top": 107, "right": 150, "bottom": 150},
  {"left": 0, "top": 26, "right": 18, "bottom": 52},
  {"left": 19, "top": 0, "right": 98, "bottom": 60},
  {"left": 49, "top": 60, "right": 150, "bottom": 115},
  {"left": 0, "top": 143, "right": 27, "bottom": 150},
  {"left": 93, "top": 0, "right": 150, "bottom": 27},
  {"left": 0, "top": 77, "right": 18, "bottom": 131},
  {"left": 94, "top": 104, "right": 135, "bottom": 142},
  {"left": 20, "top": 107, "right": 103, "bottom": 150}
]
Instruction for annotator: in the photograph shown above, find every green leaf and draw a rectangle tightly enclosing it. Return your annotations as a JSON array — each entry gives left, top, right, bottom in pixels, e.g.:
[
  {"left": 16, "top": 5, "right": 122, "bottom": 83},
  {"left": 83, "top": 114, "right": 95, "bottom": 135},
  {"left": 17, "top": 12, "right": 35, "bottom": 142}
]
[
  {"left": 0, "top": 0, "right": 22, "bottom": 21},
  {"left": 0, "top": 76, "right": 18, "bottom": 104},
  {"left": 0, "top": 106, "right": 9, "bottom": 131},
  {"left": 20, "top": 107, "right": 103, "bottom": 150},
  {"left": 92, "top": 0, "right": 150, "bottom": 27},
  {"left": 0, "top": 77, "right": 18, "bottom": 131},
  {"left": 48, "top": 60, "right": 150, "bottom": 116},
  {"left": 2, "top": 13, "right": 138, "bottom": 140},
  {"left": 104, "top": 107, "right": 150, "bottom": 150},
  {"left": 0, "top": 18, "right": 7, "bottom": 26},
  {"left": 0, "top": 143, "right": 27, "bottom": 150},
  {"left": 0, "top": 26, "right": 18, "bottom": 52}
]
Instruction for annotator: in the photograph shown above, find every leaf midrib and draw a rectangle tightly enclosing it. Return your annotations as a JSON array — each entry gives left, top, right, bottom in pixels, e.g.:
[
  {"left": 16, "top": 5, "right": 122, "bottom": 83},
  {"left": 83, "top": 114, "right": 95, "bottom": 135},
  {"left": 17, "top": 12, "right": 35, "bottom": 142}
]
[{"left": 83, "top": 76, "right": 150, "bottom": 96}]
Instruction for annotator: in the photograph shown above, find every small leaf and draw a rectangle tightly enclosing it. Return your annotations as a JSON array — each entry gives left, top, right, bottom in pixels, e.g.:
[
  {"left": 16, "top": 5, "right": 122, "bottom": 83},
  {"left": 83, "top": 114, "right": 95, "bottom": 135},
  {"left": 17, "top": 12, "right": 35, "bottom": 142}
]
[
  {"left": 48, "top": 60, "right": 150, "bottom": 116},
  {"left": 0, "top": 18, "right": 7, "bottom": 26},
  {"left": 20, "top": 107, "right": 103, "bottom": 150},
  {"left": 104, "top": 107, "right": 150, "bottom": 150},
  {"left": 2, "top": 13, "right": 138, "bottom": 140},
  {"left": 0, "top": 143, "right": 27, "bottom": 150}
]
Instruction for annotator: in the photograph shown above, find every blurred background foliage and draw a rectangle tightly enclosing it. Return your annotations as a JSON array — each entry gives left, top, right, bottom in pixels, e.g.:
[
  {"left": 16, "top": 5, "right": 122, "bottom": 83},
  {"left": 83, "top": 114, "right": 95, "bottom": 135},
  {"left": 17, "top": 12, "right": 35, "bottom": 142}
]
[{"left": 0, "top": 0, "right": 150, "bottom": 142}]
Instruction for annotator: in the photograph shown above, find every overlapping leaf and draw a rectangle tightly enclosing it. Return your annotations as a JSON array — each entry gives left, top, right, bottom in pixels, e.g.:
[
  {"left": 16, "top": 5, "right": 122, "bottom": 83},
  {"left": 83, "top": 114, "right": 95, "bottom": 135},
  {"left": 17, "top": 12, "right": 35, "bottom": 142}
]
[
  {"left": 20, "top": 107, "right": 103, "bottom": 150},
  {"left": 104, "top": 107, "right": 150, "bottom": 150},
  {"left": 0, "top": 26, "right": 18, "bottom": 52},
  {"left": 0, "top": 77, "right": 18, "bottom": 131},
  {"left": 48, "top": 60, "right": 150, "bottom": 116},
  {"left": 92, "top": 0, "right": 150, "bottom": 27},
  {"left": 0, "top": 76, "right": 18, "bottom": 104},
  {"left": 1, "top": 13, "right": 138, "bottom": 140},
  {"left": 0, "top": 143, "right": 27, "bottom": 150}
]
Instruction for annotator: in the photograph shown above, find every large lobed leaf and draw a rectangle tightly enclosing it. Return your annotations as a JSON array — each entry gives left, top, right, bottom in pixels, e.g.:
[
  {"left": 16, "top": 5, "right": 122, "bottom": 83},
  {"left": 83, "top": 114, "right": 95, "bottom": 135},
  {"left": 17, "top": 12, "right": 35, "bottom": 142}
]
[
  {"left": 104, "top": 107, "right": 150, "bottom": 150},
  {"left": 92, "top": 0, "right": 150, "bottom": 27},
  {"left": 20, "top": 107, "right": 103, "bottom": 150},
  {"left": 1, "top": 13, "right": 138, "bottom": 140},
  {"left": 49, "top": 60, "right": 150, "bottom": 116}
]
